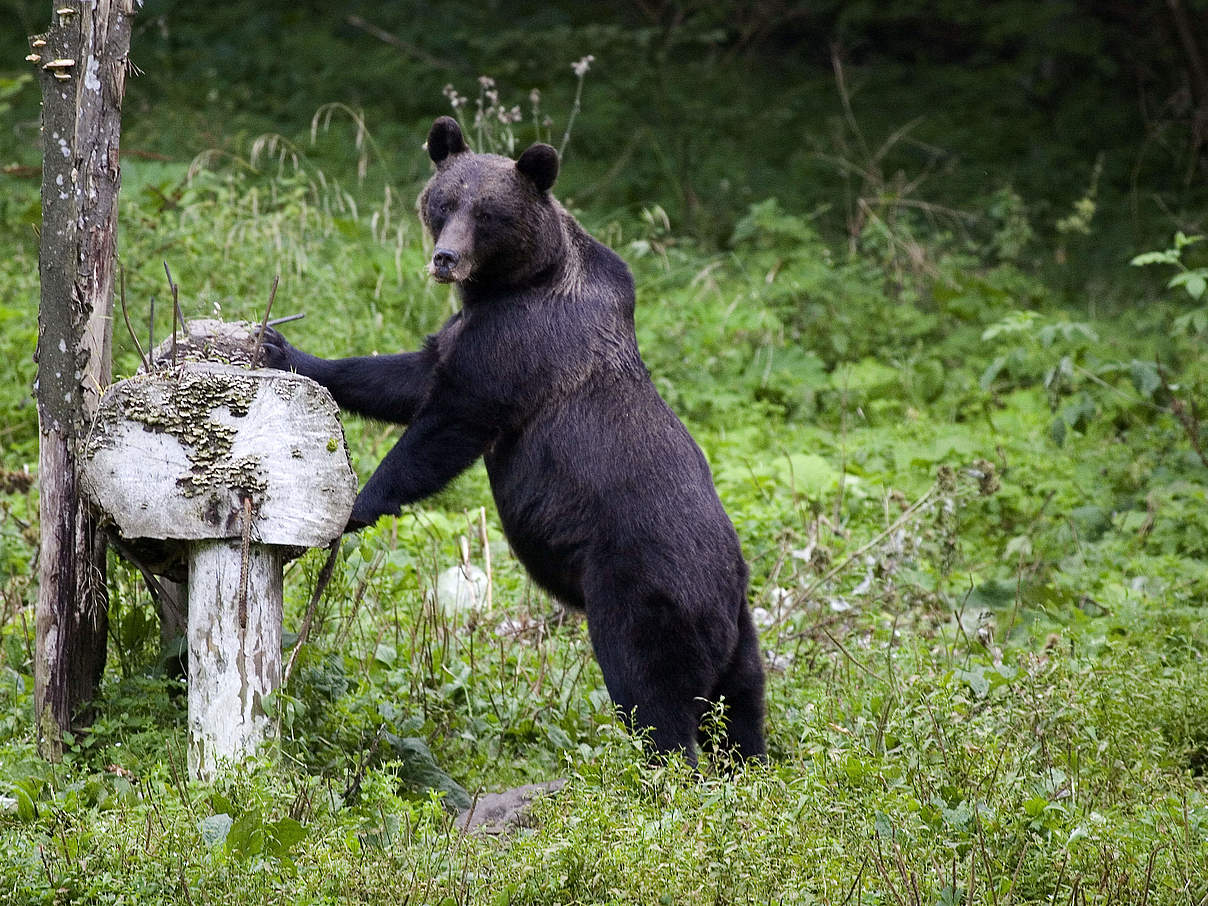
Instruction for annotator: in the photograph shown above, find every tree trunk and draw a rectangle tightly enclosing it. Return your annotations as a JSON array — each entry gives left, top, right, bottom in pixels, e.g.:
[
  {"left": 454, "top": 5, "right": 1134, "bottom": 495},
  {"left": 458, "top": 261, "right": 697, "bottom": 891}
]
[{"left": 33, "top": 0, "right": 137, "bottom": 760}]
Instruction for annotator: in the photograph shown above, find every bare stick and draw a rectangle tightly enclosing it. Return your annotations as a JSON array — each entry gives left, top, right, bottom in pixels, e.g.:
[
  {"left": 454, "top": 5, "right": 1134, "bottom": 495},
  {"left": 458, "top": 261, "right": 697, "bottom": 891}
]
[
  {"left": 250, "top": 274, "right": 280, "bottom": 368},
  {"left": 118, "top": 264, "right": 149, "bottom": 371},
  {"left": 830, "top": 43, "right": 871, "bottom": 164},
  {"left": 268, "top": 312, "right": 305, "bottom": 327},
  {"left": 821, "top": 627, "right": 890, "bottom": 686},
  {"left": 284, "top": 540, "right": 341, "bottom": 684},
  {"left": 478, "top": 506, "right": 493, "bottom": 611},
  {"left": 1159, "top": 358, "right": 1208, "bottom": 469},
  {"left": 792, "top": 481, "right": 937, "bottom": 612},
  {"left": 147, "top": 296, "right": 155, "bottom": 368},
  {"left": 110, "top": 536, "right": 181, "bottom": 623},
  {"left": 163, "top": 262, "right": 182, "bottom": 367},
  {"left": 559, "top": 60, "right": 592, "bottom": 159},
  {"left": 345, "top": 15, "right": 462, "bottom": 73},
  {"left": 237, "top": 496, "right": 253, "bottom": 630}
]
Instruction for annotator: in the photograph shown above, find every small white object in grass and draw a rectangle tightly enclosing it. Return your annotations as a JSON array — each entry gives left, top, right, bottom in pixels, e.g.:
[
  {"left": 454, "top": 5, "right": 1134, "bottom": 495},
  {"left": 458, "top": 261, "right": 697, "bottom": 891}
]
[
  {"left": 767, "top": 587, "right": 792, "bottom": 608},
  {"left": 435, "top": 563, "right": 488, "bottom": 615},
  {"left": 766, "top": 651, "right": 794, "bottom": 672},
  {"left": 752, "top": 606, "right": 774, "bottom": 629},
  {"left": 852, "top": 569, "right": 875, "bottom": 596},
  {"left": 0, "top": 796, "right": 16, "bottom": 812},
  {"left": 495, "top": 616, "right": 525, "bottom": 637}
]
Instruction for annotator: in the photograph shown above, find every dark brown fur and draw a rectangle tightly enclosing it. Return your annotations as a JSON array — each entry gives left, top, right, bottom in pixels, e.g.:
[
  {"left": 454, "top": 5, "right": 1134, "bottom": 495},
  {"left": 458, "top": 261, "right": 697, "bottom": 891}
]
[{"left": 260, "top": 117, "right": 767, "bottom": 762}]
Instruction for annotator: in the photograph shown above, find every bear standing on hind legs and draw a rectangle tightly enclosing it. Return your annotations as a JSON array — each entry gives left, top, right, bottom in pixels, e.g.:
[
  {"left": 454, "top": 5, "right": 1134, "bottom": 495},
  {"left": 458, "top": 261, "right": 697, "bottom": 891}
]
[{"left": 259, "top": 116, "right": 767, "bottom": 763}]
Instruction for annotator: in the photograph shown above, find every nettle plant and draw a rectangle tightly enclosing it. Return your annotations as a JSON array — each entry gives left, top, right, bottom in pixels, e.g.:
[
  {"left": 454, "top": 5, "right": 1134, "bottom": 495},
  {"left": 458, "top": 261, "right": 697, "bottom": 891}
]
[
  {"left": 979, "top": 310, "right": 1167, "bottom": 446},
  {"left": 1131, "top": 230, "right": 1208, "bottom": 335}
]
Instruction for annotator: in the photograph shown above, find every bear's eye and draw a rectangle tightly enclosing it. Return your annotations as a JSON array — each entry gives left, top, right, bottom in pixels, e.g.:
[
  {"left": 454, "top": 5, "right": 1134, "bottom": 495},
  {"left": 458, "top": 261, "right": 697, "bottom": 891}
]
[{"left": 478, "top": 207, "right": 511, "bottom": 225}]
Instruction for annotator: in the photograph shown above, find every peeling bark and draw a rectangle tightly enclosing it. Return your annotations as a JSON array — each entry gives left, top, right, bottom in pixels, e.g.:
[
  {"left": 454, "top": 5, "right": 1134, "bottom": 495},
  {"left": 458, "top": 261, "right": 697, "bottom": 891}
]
[{"left": 33, "top": 0, "right": 138, "bottom": 759}]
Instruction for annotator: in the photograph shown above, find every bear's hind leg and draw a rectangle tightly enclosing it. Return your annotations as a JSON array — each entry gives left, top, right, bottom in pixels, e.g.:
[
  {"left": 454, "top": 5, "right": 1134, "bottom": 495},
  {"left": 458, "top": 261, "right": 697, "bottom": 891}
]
[
  {"left": 698, "top": 606, "right": 767, "bottom": 763},
  {"left": 583, "top": 581, "right": 710, "bottom": 763}
]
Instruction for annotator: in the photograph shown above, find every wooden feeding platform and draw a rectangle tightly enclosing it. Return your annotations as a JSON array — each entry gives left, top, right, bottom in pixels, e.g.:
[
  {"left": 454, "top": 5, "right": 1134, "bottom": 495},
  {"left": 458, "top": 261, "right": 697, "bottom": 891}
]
[{"left": 80, "top": 320, "right": 356, "bottom": 779}]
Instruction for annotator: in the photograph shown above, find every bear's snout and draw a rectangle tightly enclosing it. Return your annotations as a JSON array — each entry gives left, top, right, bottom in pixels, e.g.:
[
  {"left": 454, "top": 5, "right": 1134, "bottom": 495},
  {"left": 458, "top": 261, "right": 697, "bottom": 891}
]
[{"left": 431, "top": 248, "right": 461, "bottom": 283}]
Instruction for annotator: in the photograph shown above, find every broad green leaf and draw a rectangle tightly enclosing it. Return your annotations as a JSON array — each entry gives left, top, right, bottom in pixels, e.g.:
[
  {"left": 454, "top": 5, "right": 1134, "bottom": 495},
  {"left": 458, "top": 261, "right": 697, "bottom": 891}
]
[
  {"left": 199, "top": 813, "right": 233, "bottom": 847},
  {"left": 1168, "top": 269, "right": 1208, "bottom": 300},
  {"left": 267, "top": 817, "right": 308, "bottom": 857},
  {"left": 776, "top": 453, "right": 839, "bottom": 498},
  {"left": 873, "top": 810, "right": 895, "bottom": 840},
  {"left": 225, "top": 810, "right": 266, "bottom": 859},
  {"left": 981, "top": 310, "right": 1038, "bottom": 340},
  {"left": 1129, "top": 250, "right": 1179, "bottom": 267},
  {"left": 1003, "top": 535, "right": 1032, "bottom": 561},
  {"left": 383, "top": 733, "right": 472, "bottom": 811},
  {"left": 207, "top": 793, "right": 235, "bottom": 816},
  {"left": 1173, "top": 307, "right": 1208, "bottom": 335},
  {"left": 1024, "top": 795, "right": 1049, "bottom": 818},
  {"left": 1050, "top": 415, "right": 1067, "bottom": 447},
  {"left": 956, "top": 667, "right": 990, "bottom": 699},
  {"left": 966, "top": 579, "right": 1016, "bottom": 610},
  {"left": 13, "top": 784, "right": 37, "bottom": 822},
  {"left": 1128, "top": 360, "right": 1161, "bottom": 398},
  {"left": 979, "top": 355, "right": 1008, "bottom": 390},
  {"left": 546, "top": 724, "right": 573, "bottom": 750}
]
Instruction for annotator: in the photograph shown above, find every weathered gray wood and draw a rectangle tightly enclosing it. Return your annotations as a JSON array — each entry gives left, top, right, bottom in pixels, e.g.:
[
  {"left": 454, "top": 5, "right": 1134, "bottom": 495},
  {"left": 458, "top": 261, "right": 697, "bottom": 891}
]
[
  {"left": 145, "top": 318, "right": 265, "bottom": 370},
  {"left": 455, "top": 780, "right": 567, "bottom": 835},
  {"left": 187, "top": 540, "right": 282, "bottom": 780},
  {"left": 33, "top": 0, "right": 137, "bottom": 760},
  {"left": 34, "top": 435, "right": 108, "bottom": 754},
  {"left": 134, "top": 319, "right": 284, "bottom": 660},
  {"left": 80, "top": 357, "right": 355, "bottom": 778},
  {"left": 82, "top": 363, "right": 357, "bottom": 548}
]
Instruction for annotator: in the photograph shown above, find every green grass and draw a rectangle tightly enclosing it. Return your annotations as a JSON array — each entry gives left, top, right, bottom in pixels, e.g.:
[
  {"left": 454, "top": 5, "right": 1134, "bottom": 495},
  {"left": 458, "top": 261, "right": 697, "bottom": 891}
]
[{"left": 3, "top": 100, "right": 1208, "bottom": 904}]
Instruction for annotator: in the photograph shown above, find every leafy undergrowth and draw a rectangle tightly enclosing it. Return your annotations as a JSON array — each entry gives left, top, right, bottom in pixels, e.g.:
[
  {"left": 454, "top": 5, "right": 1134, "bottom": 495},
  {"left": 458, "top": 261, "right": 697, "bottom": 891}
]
[{"left": 3, "top": 125, "right": 1208, "bottom": 903}]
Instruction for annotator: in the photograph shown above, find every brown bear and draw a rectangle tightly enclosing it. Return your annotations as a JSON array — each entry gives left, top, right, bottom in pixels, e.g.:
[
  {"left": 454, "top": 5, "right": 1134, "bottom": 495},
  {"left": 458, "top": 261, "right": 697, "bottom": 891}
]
[{"left": 259, "top": 116, "right": 767, "bottom": 763}]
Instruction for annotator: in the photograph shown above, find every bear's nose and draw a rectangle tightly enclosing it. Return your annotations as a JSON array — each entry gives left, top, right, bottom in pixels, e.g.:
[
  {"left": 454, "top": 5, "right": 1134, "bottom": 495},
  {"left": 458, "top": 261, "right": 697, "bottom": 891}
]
[{"left": 432, "top": 248, "right": 460, "bottom": 270}]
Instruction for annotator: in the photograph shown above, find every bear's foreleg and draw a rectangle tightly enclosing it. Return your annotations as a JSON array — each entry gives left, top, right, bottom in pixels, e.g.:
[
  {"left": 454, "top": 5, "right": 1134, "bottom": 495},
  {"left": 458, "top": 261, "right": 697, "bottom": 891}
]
[
  {"left": 350, "top": 391, "right": 497, "bottom": 528},
  {"left": 258, "top": 327, "right": 437, "bottom": 425}
]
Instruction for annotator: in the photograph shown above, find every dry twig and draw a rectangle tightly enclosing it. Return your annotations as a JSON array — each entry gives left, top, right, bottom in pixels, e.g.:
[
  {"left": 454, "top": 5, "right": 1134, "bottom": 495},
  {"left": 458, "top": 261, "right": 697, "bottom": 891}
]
[{"left": 250, "top": 274, "right": 280, "bottom": 368}]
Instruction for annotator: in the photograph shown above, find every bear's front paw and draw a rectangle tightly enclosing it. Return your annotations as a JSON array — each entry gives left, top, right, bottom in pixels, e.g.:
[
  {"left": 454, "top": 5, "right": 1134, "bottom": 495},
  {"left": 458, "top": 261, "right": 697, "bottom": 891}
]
[
  {"left": 347, "top": 493, "right": 396, "bottom": 532},
  {"left": 254, "top": 325, "right": 295, "bottom": 371}
]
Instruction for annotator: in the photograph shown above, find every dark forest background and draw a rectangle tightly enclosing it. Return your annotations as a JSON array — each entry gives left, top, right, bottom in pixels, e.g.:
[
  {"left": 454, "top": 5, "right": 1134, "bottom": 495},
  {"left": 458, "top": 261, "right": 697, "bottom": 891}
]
[{"left": 6, "top": 0, "right": 1208, "bottom": 268}]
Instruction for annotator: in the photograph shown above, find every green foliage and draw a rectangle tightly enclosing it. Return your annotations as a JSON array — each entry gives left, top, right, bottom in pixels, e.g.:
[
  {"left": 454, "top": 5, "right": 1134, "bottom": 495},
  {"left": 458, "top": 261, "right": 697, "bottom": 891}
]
[
  {"left": 1132, "top": 231, "right": 1208, "bottom": 335},
  {"left": 0, "top": 73, "right": 32, "bottom": 119}
]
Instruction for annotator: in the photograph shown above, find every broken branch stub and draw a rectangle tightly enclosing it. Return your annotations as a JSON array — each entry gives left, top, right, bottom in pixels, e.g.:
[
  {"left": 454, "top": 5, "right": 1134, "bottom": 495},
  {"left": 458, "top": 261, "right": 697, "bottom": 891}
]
[{"left": 81, "top": 338, "right": 356, "bottom": 779}]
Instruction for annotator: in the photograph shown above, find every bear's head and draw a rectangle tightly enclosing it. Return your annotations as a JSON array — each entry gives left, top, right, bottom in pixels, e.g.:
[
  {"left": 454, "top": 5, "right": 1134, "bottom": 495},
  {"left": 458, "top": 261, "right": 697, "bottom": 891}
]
[{"left": 419, "top": 116, "right": 563, "bottom": 289}]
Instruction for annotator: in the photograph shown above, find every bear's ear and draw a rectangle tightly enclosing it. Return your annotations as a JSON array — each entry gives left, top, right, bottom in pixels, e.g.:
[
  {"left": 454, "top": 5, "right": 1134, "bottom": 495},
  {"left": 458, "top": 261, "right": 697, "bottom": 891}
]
[
  {"left": 516, "top": 143, "right": 559, "bottom": 193},
  {"left": 427, "top": 116, "right": 467, "bottom": 165}
]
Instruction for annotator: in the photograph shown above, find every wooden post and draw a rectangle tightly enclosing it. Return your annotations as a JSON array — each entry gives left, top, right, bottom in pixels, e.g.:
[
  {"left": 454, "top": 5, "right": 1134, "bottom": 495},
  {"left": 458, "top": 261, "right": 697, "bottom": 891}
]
[
  {"left": 187, "top": 541, "right": 283, "bottom": 777},
  {"left": 31, "top": 0, "right": 137, "bottom": 759},
  {"left": 80, "top": 350, "right": 356, "bottom": 779}
]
